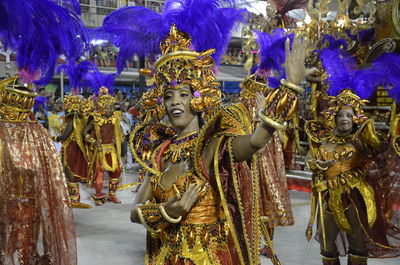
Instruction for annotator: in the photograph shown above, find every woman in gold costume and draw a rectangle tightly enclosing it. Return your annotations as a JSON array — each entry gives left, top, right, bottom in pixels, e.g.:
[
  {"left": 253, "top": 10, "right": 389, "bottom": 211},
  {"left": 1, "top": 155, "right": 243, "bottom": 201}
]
[{"left": 305, "top": 91, "right": 400, "bottom": 265}]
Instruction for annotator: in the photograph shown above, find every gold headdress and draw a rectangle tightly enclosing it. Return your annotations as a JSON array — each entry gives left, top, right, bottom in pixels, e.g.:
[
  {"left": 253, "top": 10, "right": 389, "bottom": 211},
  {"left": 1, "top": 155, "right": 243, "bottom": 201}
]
[
  {"left": 64, "top": 95, "right": 83, "bottom": 113},
  {"left": 82, "top": 98, "right": 95, "bottom": 113},
  {"left": 96, "top": 86, "right": 115, "bottom": 111},
  {"left": 143, "top": 25, "right": 222, "bottom": 117},
  {"left": 0, "top": 75, "right": 37, "bottom": 121},
  {"left": 239, "top": 74, "right": 269, "bottom": 101},
  {"left": 321, "top": 89, "right": 368, "bottom": 126}
]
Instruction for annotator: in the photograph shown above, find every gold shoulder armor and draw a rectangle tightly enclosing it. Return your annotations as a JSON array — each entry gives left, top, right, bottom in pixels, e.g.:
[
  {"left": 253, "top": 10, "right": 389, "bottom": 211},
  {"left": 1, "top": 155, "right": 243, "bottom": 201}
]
[
  {"left": 304, "top": 120, "right": 333, "bottom": 157},
  {"left": 355, "top": 119, "right": 381, "bottom": 152}
]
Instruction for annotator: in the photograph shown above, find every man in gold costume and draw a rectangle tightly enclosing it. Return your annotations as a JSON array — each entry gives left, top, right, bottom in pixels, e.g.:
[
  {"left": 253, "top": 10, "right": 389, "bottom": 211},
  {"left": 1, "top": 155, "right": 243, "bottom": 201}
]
[
  {"left": 55, "top": 95, "right": 93, "bottom": 208},
  {"left": 82, "top": 87, "right": 123, "bottom": 205}
]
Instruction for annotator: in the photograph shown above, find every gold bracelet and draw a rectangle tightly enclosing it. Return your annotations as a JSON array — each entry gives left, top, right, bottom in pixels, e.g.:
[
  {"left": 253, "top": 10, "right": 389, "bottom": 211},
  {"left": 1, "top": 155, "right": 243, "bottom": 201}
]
[
  {"left": 258, "top": 110, "right": 286, "bottom": 130},
  {"left": 159, "top": 205, "right": 182, "bottom": 224},
  {"left": 280, "top": 79, "right": 304, "bottom": 93}
]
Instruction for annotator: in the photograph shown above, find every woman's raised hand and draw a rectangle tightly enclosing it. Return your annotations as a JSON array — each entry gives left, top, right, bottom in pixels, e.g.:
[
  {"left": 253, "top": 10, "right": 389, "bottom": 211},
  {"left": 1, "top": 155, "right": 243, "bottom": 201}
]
[{"left": 285, "top": 36, "right": 308, "bottom": 85}]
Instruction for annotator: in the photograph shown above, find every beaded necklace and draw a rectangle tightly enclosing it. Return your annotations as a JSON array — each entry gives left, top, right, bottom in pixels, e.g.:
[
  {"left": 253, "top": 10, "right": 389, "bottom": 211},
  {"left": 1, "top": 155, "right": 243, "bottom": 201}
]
[{"left": 163, "top": 131, "right": 199, "bottom": 163}]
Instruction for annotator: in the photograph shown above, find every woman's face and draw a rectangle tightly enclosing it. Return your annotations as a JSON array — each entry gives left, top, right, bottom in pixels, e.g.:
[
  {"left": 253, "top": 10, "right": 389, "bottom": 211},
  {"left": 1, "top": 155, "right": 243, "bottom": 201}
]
[
  {"left": 335, "top": 108, "right": 354, "bottom": 134},
  {"left": 164, "top": 85, "right": 197, "bottom": 130}
]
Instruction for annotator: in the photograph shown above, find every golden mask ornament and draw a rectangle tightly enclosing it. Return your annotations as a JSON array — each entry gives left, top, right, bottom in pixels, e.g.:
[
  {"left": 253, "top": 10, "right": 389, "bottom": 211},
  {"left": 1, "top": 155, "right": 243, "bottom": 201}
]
[{"left": 0, "top": 75, "right": 37, "bottom": 121}]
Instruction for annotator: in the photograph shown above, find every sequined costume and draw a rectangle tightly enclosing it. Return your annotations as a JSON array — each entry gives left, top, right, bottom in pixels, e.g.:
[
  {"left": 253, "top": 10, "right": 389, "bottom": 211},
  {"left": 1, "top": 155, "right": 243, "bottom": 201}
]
[
  {"left": 83, "top": 87, "right": 123, "bottom": 205},
  {"left": 0, "top": 76, "right": 77, "bottom": 265},
  {"left": 305, "top": 90, "right": 400, "bottom": 264},
  {"left": 56, "top": 95, "right": 92, "bottom": 208}
]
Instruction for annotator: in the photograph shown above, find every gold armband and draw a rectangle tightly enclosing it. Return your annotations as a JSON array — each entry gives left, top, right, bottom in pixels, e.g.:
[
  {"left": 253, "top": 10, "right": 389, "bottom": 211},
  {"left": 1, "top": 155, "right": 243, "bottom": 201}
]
[
  {"left": 159, "top": 205, "right": 182, "bottom": 224},
  {"left": 280, "top": 79, "right": 304, "bottom": 93},
  {"left": 259, "top": 79, "right": 303, "bottom": 130}
]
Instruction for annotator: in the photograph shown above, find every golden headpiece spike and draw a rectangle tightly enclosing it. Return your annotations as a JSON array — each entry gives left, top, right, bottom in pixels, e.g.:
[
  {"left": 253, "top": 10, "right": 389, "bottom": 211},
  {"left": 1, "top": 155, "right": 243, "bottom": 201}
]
[
  {"left": 0, "top": 75, "right": 37, "bottom": 121},
  {"left": 321, "top": 89, "right": 369, "bottom": 126}
]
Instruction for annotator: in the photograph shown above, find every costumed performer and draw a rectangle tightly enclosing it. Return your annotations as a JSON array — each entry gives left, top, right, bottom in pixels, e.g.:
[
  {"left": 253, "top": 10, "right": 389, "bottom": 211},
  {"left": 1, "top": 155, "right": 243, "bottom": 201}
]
[
  {"left": 96, "top": 1, "right": 309, "bottom": 264},
  {"left": 0, "top": 0, "right": 87, "bottom": 263},
  {"left": 305, "top": 44, "right": 400, "bottom": 265},
  {"left": 238, "top": 29, "right": 295, "bottom": 264},
  {"left": 82, "top": 65, "right": 122, "bottom": 205}
]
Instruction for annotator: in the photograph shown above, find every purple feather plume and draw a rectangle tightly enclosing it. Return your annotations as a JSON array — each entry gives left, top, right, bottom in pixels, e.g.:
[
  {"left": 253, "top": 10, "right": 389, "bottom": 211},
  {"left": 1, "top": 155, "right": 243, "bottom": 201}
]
[
  {"left": 97, "top": 0, "right": 248, "bottom": 72},
  {"left": 34, "top": 96, "right": 48, "bottom": 109},
  {"left": 371, "top": 53, "right": 400, "bottom": 104},
  {"left": 58, "top": 61, "right": 93, "bottom": 95},
  {"left": 1, "top": 0, "right": 88, "bottom": 85},
  {"left": 83, "top": 63, "right": 118, "bottom": 95},
  {"left": 254, "top": 28, "right": 290, "bottom": 74}
]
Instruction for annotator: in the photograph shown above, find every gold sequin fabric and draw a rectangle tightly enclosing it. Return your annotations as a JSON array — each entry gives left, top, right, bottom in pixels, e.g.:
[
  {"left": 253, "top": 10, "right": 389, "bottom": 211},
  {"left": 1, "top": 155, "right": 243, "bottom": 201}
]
[{"left": 0, "top": 121, "right": 77, "bottom": 265}]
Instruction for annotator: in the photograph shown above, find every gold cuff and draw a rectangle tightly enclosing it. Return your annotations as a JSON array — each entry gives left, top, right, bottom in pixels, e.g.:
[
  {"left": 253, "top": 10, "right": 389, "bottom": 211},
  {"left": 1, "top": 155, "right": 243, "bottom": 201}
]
[
  {"left": 280, "top": 79, "right": 304, "bottom": 93},
  {"left": 159, "top": 205, "right": 182, "bottom": 224},
  {"left": 258, "top": 110, "right": 286, "bottom": 130}
]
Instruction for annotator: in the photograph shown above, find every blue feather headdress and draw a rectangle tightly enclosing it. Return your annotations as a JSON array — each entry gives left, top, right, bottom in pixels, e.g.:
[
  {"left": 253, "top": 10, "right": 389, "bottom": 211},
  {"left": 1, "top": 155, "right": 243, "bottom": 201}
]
[
  {"left": 318, "top": 35, "right": 380, "bottom": 99},
  {"left": 58, "top": 61, "right": 93, "bottom": 95},
  {"left": 83, "top": 63, "right": 117, "bottom": 96},
  {"left": 369, "top": 53, "right": 400, "bottom": 104},
  {"left": 252, "top": 29, "right": 294, "bottom": 88},
  {"left": 0, "top": 0, "right": 88, "bottom": 86},
  {"left": 95, "top": 0, "right": 248, "bottom": 72}
]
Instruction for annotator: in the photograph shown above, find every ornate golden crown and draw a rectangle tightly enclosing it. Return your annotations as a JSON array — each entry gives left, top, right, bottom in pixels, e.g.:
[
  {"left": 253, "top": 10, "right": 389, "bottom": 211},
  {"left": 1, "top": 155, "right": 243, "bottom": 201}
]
[
  {"left": 146, "top": 24, "right": 222, "bottom": 116},
  {"left": 64, "top": 95, "right": 83, "bottom": 113},
  {"left": 96, "top": 86, "right": 115, "bottom": 111},
  {"left": 0, "top": 75, "right": 37, "bottom": 121},
  {"left": 239, "top": 74, "right": 269, "bottom": 101},
  {"left": 321, "top": 89, "right": 368, "bottom": 126},
  {"left": 82, "top": 98, "right": 94, "bottom": 113}
]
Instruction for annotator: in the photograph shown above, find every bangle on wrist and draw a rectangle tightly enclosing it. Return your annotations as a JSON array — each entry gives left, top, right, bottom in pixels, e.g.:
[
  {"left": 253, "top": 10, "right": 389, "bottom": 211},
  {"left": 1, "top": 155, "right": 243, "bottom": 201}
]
[
  {"left": 159, "top": 205, "right": 182, "bottom": 224},
  {"left": 280, "top": 79, "right": 304, "bottom": 93},
  {"left": 258, "top": 109, "right": 286, "bottom": 130}
]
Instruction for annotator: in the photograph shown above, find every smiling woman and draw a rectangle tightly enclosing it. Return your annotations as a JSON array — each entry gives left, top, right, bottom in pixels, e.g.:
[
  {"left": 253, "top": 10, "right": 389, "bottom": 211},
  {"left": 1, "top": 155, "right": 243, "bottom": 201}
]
[{"left": 128, "top": 19, "right": 308, "bottom": 264}]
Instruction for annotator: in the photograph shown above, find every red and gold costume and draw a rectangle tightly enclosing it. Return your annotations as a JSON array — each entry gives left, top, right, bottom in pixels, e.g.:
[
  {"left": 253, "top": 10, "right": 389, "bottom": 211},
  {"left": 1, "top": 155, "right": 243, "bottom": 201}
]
[
  {"left": 85, "top": 87, "right": 123, "bottom": 205},
  {"left": 305, "top": 90, "right": 400, "bottom": 264},
  {"left": 0, "top": 76, "right": 77, "bottom": 264},
  {"left": 239, "top": 75, "right": 294, "bottom": 262},
  {"left": 57, "top": 95, "right": 92, "bottom": 208},
  {"left": 130, "top": 22, "right": 303, "bottom": 264}
]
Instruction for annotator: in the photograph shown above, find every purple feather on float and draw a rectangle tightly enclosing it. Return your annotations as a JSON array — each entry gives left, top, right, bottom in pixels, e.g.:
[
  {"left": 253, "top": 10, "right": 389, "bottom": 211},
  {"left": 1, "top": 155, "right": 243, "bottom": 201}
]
[{"left": 322, "top": 34, "right": 348, "bottom": 50}]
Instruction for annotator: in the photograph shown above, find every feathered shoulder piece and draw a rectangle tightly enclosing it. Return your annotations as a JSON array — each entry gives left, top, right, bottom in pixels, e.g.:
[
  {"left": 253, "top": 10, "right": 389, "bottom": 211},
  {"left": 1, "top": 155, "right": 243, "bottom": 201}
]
[{"left": 129, "top": 122, "right": 176, "bottom": 176}]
